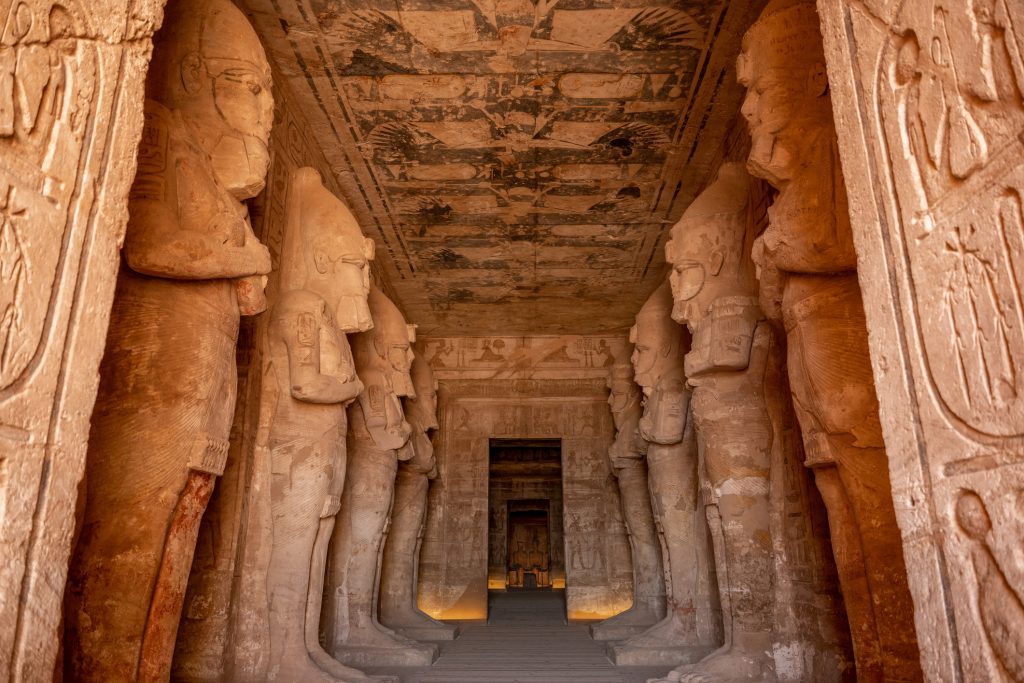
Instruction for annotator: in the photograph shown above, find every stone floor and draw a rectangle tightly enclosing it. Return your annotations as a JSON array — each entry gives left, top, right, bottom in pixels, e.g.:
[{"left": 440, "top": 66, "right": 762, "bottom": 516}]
[{"left": 364, "top": 591, "right": 673, "bottom": 683}]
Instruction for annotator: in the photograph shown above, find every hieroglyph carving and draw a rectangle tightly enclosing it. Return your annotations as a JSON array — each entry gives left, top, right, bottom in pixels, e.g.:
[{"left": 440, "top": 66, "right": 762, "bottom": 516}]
[
  {"left": 739, "top": 1, "right": 920, "bottom": 680},
  {"left": 323, "top": 287, "right": 437, "bottom": 668},
  {"left": 0, "top": 0, "right": 162, "bottom": 679},
  {"left": 818, "top": 0, "right": 1024, "bottom": 679},
  {"left": 65, "top": 0, "right": 274, "bottom": 679},
  {"left": 661, "top": 162, "right": 776, "bottom": 682},
  {"left": 379, "top": 352, "right": 458, "bottom": 641},
  {"left": 262, "top": 167, "right": 376, "bottom": 682}
]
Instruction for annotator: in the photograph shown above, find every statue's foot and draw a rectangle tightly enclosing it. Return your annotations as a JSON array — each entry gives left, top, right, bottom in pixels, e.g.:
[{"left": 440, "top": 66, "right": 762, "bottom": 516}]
[
  {"left": 340, "top": 624, "right": 425, "bottom": 650},
  {"left": 621, "top": 613, "right": 697, "bottom": 650},
  {"left": 309, "top": 644, "right": 398, "bottom": 682},
  {"left": 272, "top": 653, "right": 371, "bottom": 683},
  {"left": 660, "top": 647, "right": 774, "bottom": 683}
]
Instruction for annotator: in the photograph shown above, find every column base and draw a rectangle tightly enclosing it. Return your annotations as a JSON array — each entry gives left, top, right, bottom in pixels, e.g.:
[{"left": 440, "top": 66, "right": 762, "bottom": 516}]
[
  {"left": 393, "top": 623, "right": 459, "bottom": 641},
  {"left": 608, "top": 642, "right": 714, "bottom": 667},
  {"left": 332, "top": 642, "right": 438, "bottom": 668}
]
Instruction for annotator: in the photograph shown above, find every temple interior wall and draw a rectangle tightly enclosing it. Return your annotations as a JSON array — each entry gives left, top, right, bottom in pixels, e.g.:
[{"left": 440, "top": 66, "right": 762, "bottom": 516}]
[{"left": 416, "top": 336, "right": 635, "bottom": 621}]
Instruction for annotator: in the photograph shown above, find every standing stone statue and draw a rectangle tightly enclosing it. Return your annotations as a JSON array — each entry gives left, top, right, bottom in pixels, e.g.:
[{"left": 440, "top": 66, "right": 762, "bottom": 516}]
[
  {"left": 610, "top": 283, "right": 719, "bottom": 667},
  {"left": 65, "top": 1, "right": 274, "bottom": 679},
  {"left": 737, "top": 1, "right": 921, "bottom": 680},
  {"left": 263, "top": 167, "right": 380, "bottom": 682},
  {"left": 379, "top": 352, "right": 459, "bottom": 641},
  {"left": 323, "top": 287, "right": 438, "bottom": 668},
  {"left": 591, "top": 362, "right": 666, "bottom": 641},
  {"left": 658, "top": 162, "right": 776, "bottom": 682}
]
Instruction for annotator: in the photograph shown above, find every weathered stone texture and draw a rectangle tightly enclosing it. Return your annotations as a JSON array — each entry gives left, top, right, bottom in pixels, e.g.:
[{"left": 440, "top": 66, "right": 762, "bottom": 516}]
[
  {"left": 0, "top": 1, "right": 166, "bottom": 679},
  {"left": 818, "top": 0, "right": 1024, "bottom": 680}
]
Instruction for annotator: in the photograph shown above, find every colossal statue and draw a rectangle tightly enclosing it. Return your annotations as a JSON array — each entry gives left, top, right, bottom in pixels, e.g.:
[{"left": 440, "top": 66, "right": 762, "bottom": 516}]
[
  {"left": 65, "top": 1, "right": 274, "bottom": 679},
  {"left": 659, "top": 162, "right": 776, "bottom": 682},
  {"left": 322, "top": 287, "right": 438, "bottom": 668},
  {"left": 379, "top": 352, "right": 459, "bottom": 641},
  {"left": 262, "top": 167, "right": 381, "bottom": 682},
  {"left": 610, "top": 283, "right": 719, "bottom": 667},
  {"left": 590, "top": 361, "right": 666, "bottom": 641},
  {"left": 738, "top": 1, "right": 921, "bottom": 679}
]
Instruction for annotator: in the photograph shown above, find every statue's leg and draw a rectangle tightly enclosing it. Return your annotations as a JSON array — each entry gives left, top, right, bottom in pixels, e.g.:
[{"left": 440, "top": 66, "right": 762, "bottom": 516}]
[
  {"left": 666, "top": 386, "right": 775, "bottom": 683},
  {"left": 328, "top": 446, "right": 410, "bottom": 651},
  {"left": 591, "top": 462, "right": 666, "bottom": 640},
  {"left": 810, "top": 464, "right": 884, "bottom": 681},
  {"left": 834, "top": 447, "right": 920, "bottom": 682},
  {"left": 617, "top": 438, "right": 705, "bottom": 651}
]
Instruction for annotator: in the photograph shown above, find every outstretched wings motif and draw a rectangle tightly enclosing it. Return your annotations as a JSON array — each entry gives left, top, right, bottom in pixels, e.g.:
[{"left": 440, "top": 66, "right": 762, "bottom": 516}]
[
  {"left": 334, "top": 10, "right": 420, "bottom": 55},
  {"left": 606, "top": 8, "right": 702, "bottom": 51},
  {"left": 592, "top": 123, "right": 671, "bottom": 157},
  {"left": 367, "top": 123, "right": 445, "bottom": 161}
]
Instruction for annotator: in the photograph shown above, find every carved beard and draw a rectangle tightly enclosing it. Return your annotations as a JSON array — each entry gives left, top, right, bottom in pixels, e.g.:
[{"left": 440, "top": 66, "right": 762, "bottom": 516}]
[
  {"left": 210, "top": 133, "right": 270, "bottom": 199},
  {"left": 747, "top": 131, "right": 792, "bottom": 189},
  {"left": 334, "top": 294, "right": 373, "bottom": 334}
]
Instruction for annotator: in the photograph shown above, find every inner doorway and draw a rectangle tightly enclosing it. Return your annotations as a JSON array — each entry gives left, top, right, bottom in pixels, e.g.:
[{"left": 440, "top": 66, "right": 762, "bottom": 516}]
[{"left": 487, "top": 439, "right": 565, "bottom": 591}]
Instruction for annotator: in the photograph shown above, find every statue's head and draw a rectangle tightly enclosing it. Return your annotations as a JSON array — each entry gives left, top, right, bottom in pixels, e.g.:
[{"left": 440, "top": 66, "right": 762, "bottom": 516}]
[
  {"left": 737, "top": 0, "right": 829, "bottom": 187},
  {"left": 666, "top": 162, "right": 755, "bottom": 329},
  {"left": 629, "top": 282, "right": 687, "bottom": 395},
  {"left": 281, "top": 168, "right": 375, "bottom": 332},
  {"left": 607, "top": 363, "right": 641, "bottom": 428},
  {"left": 405, "top": 352, "right": 439, "bottom": 431},
  {"left": 369, "top": 287, "right": 417, "bottom": 398},
  {"left": 148, "top": 0, "right": 274, "bottom": 198}
]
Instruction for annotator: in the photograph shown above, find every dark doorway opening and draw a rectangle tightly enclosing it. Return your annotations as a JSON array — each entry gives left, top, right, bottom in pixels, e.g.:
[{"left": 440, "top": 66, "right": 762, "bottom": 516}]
[{"left": 487, "top": 439, "right": 565, "bottom": 592}]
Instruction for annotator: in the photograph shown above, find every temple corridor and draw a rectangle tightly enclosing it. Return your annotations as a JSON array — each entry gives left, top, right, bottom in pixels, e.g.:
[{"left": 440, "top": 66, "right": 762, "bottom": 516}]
[
  {"left": 3, "top": 0, "right": 1023, "bottom": 681},
  {"left": 365, "top": 592, "right": 669, "bottom": 683}
]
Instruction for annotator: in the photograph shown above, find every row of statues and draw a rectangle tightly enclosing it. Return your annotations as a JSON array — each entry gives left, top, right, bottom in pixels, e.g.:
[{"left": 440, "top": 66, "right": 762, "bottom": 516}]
[
  {"left": 591, "top": 0, "right": 922, "bottom": 681},
  {"left": 63, "top": 0, "right": 450, "bottom": 680},
  {"left": 58, "top": 0, "right": 923, "bottom": 681}
]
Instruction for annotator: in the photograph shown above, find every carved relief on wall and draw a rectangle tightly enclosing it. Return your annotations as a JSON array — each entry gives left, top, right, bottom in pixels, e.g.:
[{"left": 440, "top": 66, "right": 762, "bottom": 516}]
[
  {"left": 818, "top": 0, "right": 1024, "bottom": 679},
  {"left": 882, "top": 0, "right": 1024, "bottom": 436},
  {"left": 0, "top": 0, "right": 164, "bottom": 679},
  {"left": 0, "top": 0, "right": 96, "bottom": 391}
]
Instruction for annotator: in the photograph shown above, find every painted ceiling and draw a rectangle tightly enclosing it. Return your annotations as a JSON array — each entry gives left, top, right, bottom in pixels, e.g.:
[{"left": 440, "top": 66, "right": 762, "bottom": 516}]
[{"left": 242, "top": 0, "right": 763, "bottom": 335}]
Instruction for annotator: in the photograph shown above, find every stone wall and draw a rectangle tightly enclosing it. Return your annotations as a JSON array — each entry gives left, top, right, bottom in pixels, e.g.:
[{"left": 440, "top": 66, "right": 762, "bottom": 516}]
[
  {"left": 0, "top": 1, "right": 165, "bottom": 679},
  {"left": 418, "top": 336, "right": 634, "bottom": 621},
  {"left": 819, "top": 1, "right": 1024, "bottom": 679}
]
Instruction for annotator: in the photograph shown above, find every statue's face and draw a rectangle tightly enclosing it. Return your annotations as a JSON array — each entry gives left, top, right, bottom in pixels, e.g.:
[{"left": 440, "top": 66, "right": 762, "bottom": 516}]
[
  {"left": 629, "top": 332, "right": 658, "bottom": 396},
  {"left": 194, "top": 35, "right": 274, "bottom": 198},
  {"left": 665, "top": 231, "right": 711, "bottom": 328},
  {"left": 607, "top": 375, "right": 633, "bottom": 414},
  {"left": 410, "top": 379, "right": 439, "bottom": 430},
  {"left": 312, "top": 234, "right": 374, "bottom": 333},
  {"left": 387, "top": 341, "right": 416, "bottom": 398},
  {"left": 738, "top": 58, "right": 798, "bottom": 186}
]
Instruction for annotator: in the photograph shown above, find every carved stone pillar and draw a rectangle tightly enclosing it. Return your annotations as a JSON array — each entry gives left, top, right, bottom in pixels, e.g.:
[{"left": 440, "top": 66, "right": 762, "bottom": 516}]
[
  {"left": 609, "top": 283, "right": 718, "bottom": 667},
  {"left": 737, "top": 2, "right": 921, "bottom": 679},
  {"left": 591, "top": 363, "right": 667, "bottom": 641},
  {"left": 379, "top": 352, "right": 458, "bottom": 641},
  {"left": 65, "top": 1, "right": 274, "bottom": 679},
  {"left": 322, "top": 287, "right": 437, "bottom": 668},
  {"left": 260, "top": 167, "right": 381, "bottom": 683}
]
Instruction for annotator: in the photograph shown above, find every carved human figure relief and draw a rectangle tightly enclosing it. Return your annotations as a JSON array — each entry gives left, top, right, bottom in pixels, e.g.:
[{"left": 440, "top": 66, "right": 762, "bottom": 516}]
[
  {"left": 262, "top": 167, "right": 378, "bottom": 682},
  {"left": 737, "top": 2, "right": 921, "bottom": 680},
  {"left": 610, "top": 282, "right": 719, "bottom": 667},
  {"left": 64, "top": 1, "right": 274, "bottom": 679},
  {"left": 379, "top": 352, "right": 458, "bottom": 641},
  {"left": 0, "top": 0, "right": 164, "bottom": 678},
  {"left": 591, "top": 361, "right": 667, "bottom": 641},
  {"left": 322, "top": 286, "right": 437, "bottom": 668},
  {"left": 816, "top": 0, "right": 1024, "bottom": 679},
  {"left": 658, "top": 162, "right": 776, "bottom": 683}
]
